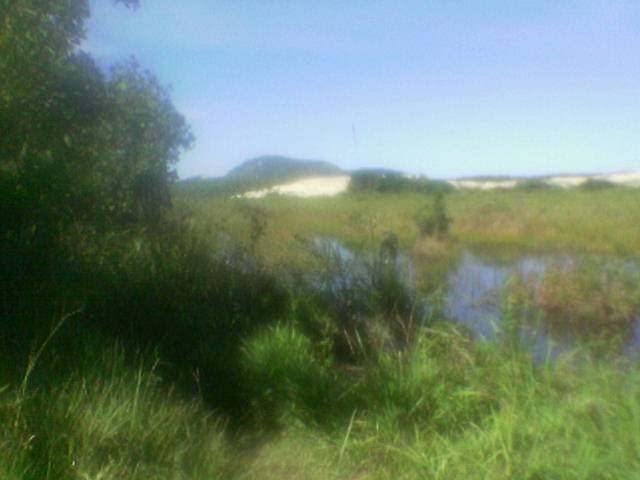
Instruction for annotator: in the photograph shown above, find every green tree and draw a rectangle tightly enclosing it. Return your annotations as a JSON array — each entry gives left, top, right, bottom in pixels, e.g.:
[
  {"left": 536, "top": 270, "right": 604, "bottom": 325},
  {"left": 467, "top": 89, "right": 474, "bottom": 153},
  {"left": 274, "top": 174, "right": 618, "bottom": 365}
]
[
  {"left": 0, "top": 0, "right": 193, "bottom": 315},
  {"left": 0, "top": 0, "right": 191, "bottom": 228}
]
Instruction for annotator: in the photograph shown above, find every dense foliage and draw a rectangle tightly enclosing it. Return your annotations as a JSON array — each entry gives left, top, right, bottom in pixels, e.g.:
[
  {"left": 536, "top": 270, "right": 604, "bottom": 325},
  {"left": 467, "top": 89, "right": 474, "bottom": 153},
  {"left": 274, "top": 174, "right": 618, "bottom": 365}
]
[
  {"left": 416, "top": 192, "right": 452, "bottom": 238},
  {"left": 1, "top": 0, "right": 191, "bottom": 229},
  {"left": 1, "top": 1, "right": 194, "bottom": 350},
  {"left": 349, "top": 169, "right": 453, "bottom": 194},
  {"left": 579, "top": 178, "right": 619, "bottom": 190}
]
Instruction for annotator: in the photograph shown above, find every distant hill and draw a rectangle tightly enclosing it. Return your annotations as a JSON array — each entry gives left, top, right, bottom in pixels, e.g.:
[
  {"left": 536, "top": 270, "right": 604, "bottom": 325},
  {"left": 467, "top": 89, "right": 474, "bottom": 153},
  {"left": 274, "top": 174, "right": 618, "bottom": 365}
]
[
  {"left": 174, "top": 155, "right": 344, "bottom": 198},
  {"left": 226, "top": 155, "right": 343, "bottom": 184}
]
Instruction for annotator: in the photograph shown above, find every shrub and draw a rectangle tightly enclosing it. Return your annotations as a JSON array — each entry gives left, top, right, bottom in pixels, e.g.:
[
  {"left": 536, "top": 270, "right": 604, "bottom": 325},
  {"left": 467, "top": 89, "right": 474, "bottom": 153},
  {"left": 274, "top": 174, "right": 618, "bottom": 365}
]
[
  {"left": 349, "top": 170, "right": 453, "bottom": 195},
  {"left": 303, "top": 237, "right": 419, "bottom": 364},
  {"left": 514, "top": 179, "right": 552, "bottom": 191},
  {"left": 240, "top": 324, "right": 335, "bottom": 427},
  {"left": 416, "top": 192, "right": 452, "bottom": 238},
  {"left": 534, "top": 258, "right": 640, "bottom": 335},
  {"left": 580, "top": 178, "right": 618, "bottom": 190}
]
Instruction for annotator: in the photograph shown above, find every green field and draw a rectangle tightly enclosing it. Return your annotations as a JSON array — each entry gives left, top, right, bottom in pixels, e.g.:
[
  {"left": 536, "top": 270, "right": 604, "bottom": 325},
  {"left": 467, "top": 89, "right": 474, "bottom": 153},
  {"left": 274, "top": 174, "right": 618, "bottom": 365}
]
[{"left": 181, "top": 187, "right": 640, "bottom": 260}]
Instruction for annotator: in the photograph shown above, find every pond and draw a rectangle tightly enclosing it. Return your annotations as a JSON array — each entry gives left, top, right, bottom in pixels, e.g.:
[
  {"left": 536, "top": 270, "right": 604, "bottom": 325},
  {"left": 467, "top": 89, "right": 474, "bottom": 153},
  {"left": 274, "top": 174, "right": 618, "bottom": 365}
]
[{"left": 311, "top": 238, "right": 640, "bottom": 360}]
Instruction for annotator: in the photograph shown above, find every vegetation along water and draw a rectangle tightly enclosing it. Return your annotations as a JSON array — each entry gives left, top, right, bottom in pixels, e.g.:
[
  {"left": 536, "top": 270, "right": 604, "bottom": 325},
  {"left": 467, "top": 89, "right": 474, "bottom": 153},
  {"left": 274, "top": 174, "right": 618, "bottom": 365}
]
[{"left": 3, "top": 2, "right": 640, "bottom": 479}]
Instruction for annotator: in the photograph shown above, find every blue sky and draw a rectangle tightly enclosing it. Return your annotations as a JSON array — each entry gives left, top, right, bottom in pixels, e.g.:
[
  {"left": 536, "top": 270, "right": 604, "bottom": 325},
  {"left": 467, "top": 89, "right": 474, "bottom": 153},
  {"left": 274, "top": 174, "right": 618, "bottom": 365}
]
[{"left": 84, "top": 0, "right": 640, "bottom": 179}]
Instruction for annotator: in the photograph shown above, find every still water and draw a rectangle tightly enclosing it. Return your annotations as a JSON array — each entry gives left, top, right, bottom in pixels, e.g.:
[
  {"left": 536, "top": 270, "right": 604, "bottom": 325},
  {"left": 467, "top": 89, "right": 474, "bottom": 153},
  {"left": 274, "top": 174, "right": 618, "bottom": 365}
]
[{"left": 312, "top": 238, "right": 640, "bottom": 360}]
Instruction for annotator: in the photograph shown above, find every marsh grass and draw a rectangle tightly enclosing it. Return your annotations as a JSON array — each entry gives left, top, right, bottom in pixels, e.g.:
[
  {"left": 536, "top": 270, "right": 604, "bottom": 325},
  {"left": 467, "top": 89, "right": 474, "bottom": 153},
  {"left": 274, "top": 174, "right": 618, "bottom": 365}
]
[
  {"left": 234, "top": 319, "right": 640, "bottom": 479},
  {"left": 536, "top": 258, "right": 640, "bottom": 329},
  {"left": 209, "top": 188, "right": 640, "bottom": 255},
  {"left": 5, "top": 309, "right": 640, "bottom": 479},
  {"left": 1, "top": 342, "right": 232, "bottom": 480},
  {"left": 3, "top": 186, "right": 640, "bottom": 478},
  {"left": 298, "top": 236, "right": 421, "bottom": 363},
  {"left": 504, "top": 256, "right": 640, "bottom": 351}
]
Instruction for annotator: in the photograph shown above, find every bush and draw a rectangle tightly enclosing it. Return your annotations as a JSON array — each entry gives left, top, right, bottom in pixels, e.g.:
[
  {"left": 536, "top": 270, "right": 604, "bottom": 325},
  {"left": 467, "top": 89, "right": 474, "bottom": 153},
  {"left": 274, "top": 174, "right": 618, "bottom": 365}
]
[
  {"left": 348, "top": 325, "right": 496, "bottom": 433},
  {"left": 349, "top": 170, "right": 453, "bottom": 195},
  {"left": 514, "top": 179, "right": 552, "bottom": 191},
  {"left": 416, "top": 192, "right": 452, "bottom": 238},
  {"left": 580, "top": 178, "right": 618, "bottom": 190},
  {"left": 240, "top": 324, "right": 335, "bottom": 427},
  {"left": 302, "top": 237, "right": 419, "bottom": 364}
]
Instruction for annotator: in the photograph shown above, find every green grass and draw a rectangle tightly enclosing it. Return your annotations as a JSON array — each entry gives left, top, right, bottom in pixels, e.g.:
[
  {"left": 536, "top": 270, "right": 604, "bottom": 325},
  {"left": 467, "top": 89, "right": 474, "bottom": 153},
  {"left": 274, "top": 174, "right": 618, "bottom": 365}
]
[
  {"left": 231, "top": 323, "right": 640, "bottom": 479},
  {"left": 4, "top": 318, "right": 640, "bottom": 479},
  {"left": 509, "top": 255, "right": 640, "bottom": 346},
  {"left": 3, "top": 186, "right": 640, "bottom": 478},
  {"left": 1, "top": 344, "right": 232, "bottom": 480},
  {"left": 178, "top": 188, "right": 640, "bottom": 261},
  {"left": 448, "top": 188, "right": 640, "bottom": 255}
]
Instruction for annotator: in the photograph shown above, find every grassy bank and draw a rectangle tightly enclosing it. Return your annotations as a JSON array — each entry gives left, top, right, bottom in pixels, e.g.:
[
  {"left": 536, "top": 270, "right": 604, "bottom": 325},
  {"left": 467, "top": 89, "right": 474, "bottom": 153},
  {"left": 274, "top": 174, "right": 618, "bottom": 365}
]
[
  {"left": 3, "top": 186, "right": 640, "bottom": 479},
  {"left": 178, "top": 187, "right": 640, "bottom": 263},
  {"left": 4, "top": 321, "right": 640, "bottom": 479}
]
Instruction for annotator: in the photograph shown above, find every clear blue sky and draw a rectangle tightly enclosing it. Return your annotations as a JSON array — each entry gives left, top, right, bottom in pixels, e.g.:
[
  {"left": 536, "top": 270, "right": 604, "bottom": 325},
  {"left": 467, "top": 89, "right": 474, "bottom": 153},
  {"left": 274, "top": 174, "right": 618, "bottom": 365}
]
[{"left": 84, "top": 0, "right": 639, "bottom": 179}]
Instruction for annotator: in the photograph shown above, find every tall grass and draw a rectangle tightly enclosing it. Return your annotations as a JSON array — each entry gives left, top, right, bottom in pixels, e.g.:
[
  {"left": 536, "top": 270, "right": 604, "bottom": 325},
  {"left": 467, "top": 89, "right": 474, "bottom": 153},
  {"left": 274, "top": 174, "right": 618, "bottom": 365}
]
[
  {"left": 1, "top": 344, "right": 231, "bottom": 480},
  {"left": 234, "top": 320, "right": 640, "bottom": 479},
  {"left": 5, "top": 304, "right": 640, "bottom": 478},
  {"left": 178, "top": 187, "right": 640, "bottom": 259},
  {"left": 3, "top": 185, "right": 640, "bottom": 478},
  {"left": 296, "top": 236, "right": 420, "bottom": 363},
  {"left": 383, "top": 358, "right": 640, "bottom": 479}
]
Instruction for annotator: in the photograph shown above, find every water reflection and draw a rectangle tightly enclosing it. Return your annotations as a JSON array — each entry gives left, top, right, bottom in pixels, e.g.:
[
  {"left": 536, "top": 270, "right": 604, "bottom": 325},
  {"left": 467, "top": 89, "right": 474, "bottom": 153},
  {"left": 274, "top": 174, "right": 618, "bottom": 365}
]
[
  {"left": 444, "top": 251, "right": 569, "bottom": 360},
  {"left": 310, "top": 238, "right": 640, "bottom": 359}
]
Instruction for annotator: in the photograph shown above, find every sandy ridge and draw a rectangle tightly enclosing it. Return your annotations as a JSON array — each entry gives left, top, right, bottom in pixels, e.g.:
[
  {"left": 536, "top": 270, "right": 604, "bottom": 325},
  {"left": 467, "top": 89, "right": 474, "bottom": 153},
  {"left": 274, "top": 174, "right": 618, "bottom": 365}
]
[{"left": 238, "top": 171, "right": 640, "bottom": 198}]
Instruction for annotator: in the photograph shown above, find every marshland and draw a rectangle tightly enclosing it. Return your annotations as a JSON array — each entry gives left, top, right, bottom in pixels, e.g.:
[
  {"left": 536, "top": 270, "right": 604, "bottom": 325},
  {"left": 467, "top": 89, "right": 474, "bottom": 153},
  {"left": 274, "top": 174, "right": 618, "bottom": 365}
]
[{"left": 3, "top": 1, "right": 640, "bottom": 479}]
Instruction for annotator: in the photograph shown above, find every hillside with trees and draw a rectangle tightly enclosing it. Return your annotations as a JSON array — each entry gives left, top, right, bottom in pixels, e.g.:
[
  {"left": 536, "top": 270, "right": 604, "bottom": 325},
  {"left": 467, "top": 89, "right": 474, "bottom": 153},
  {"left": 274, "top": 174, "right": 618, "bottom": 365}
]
[{"left": 176, "top": 155, "right": 344, "bottom": 198}]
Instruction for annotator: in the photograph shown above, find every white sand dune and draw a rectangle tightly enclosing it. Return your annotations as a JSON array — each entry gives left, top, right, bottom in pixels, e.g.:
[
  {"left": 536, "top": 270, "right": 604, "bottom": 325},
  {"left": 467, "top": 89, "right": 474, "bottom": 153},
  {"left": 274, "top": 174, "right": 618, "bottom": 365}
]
[
  {"left": 600, "top": 171, "right": 640, "bottom": 187},
  {"left": 448, "top": 179, "right": 519, "bottom": 190},
  {"left": 449, "top": 171, "right": 640, "bottom": 190},
  {"left": 241, "top": 175, "right": 351, "bottom": 198},
  {"left": 545, "top": 175, "right": 590, "bottom": 187},
  {"left": 237, "top": 171, "right": 640, "bottom": 198}
]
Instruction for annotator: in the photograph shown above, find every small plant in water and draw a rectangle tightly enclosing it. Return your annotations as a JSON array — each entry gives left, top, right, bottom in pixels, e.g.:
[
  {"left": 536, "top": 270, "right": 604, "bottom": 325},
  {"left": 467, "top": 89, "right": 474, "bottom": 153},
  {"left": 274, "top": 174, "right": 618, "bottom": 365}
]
[
  {"left": 511, "top": 257, "right": 640, "bottom": 350},
  {"left": 379, "top": 231, "right": 399, "bottom": 262},
  {"left": 307, "top": 236, "right": 419, "bottom": 363}
]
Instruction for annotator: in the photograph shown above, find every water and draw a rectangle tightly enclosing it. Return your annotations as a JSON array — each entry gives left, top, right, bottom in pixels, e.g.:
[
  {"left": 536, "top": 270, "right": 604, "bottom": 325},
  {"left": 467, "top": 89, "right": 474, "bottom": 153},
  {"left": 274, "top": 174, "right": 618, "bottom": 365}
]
[
  {"left": 443, "top": 251, "right": 577, "bottom": 360},
  {"left": 312, "top": 238, "right": 640, "bottom": 359},
  {"left": 309, "top": 237, "right": 417, "bottom": 316},
  {"left": 312, "top": 237, "right": 416, "bottom": 286}
]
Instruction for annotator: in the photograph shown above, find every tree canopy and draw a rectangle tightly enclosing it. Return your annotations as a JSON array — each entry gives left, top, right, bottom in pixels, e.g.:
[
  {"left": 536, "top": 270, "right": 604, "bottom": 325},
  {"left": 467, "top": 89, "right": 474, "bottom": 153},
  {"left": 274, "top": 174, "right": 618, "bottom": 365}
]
[{"left": 0, "top": 0, "right": 191, "bottom": 229}]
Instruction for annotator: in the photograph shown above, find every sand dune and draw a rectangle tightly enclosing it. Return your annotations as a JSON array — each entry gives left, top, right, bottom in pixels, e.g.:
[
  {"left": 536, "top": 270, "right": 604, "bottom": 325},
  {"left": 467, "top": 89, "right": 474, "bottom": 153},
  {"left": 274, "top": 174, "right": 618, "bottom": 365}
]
[
  {"left": 449, "top": 171, "right": 640, "bottom": 190},
  {"left": 448, "top": 179, "right": 519, "bottom": 190},
  {"left": 241, "top": 175, "right": 351, "bottom": 198},
  {"left": 237, "top": 171, "right": 640, "bottom": 198},
  {"left": 601, "top": 171, "right": 640, "bottom": 187}
]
